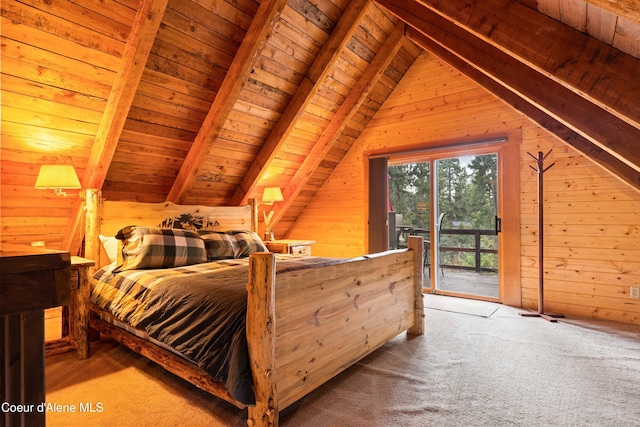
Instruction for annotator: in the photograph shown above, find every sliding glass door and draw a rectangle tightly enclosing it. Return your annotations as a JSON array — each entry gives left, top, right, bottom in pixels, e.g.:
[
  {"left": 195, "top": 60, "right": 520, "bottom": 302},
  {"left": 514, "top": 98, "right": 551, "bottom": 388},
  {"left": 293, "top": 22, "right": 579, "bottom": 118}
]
[
  {"left": 370, "top": 137, "right": 522, "bottom": 304},
  {"left": 387, "top": 151, "right": 501, "bottom": 301}
]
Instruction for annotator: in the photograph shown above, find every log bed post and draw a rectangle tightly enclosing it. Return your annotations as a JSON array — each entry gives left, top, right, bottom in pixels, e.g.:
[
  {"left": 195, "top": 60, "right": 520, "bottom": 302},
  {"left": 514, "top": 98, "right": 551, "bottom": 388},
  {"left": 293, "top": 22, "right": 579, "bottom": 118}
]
[
  {"left": 246, "top": 252, "right": 278, "bottom": 427},
  {"left": 248, "top": 198, "right": 258, "bottom": 234},
  {"left": 407, "top": 235, "right": 425, "bottom": 336},
  {"left": 84, "top": 189, "right": 101, "bottom": 267}
]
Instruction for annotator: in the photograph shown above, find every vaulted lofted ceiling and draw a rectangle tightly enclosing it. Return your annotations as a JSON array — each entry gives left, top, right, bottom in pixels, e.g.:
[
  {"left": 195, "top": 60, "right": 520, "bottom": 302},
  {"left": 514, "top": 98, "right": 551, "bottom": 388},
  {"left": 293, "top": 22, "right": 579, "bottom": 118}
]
[
  {"left": 1, "top": 0, "right": 639, "bottom": 253},
  {"left": 79, "top": 0, "right": 423, "bottom": 249}
]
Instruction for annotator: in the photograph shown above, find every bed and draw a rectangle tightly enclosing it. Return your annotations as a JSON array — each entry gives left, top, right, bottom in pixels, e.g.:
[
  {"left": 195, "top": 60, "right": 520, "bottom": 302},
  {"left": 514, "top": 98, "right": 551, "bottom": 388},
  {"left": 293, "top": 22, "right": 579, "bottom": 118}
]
[{"left": 83, "top": 190, "right": 424, "bottom": 426}]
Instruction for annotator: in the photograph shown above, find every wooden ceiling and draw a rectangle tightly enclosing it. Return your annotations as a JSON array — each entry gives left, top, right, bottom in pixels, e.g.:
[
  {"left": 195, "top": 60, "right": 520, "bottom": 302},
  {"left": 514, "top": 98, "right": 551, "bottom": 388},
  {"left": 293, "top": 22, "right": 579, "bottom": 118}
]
[
  {"left": 80, "top": 0, "right": 423, "bottom": 245},
  {"left": 383, "top": 0, "right": 640, "bottom": 184},
  {"left": 1, "top": 0, "right": 639, "bottom": 252}
]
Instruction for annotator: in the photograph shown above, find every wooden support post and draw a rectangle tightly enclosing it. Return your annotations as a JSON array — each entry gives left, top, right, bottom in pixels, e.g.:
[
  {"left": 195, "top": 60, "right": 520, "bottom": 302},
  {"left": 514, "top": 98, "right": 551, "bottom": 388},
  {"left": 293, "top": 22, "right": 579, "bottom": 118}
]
[
  {"left": 248, "top": 198, "right": 259, "bottom": 236},
  {"left": 520, "top": 150, "right": 564, "bottom": 322},
  {"left": 246, "top": 252, "right": 278, "bottom": 427},
  {"left": 475, "top": 231, "right": 481, "bottom": 273},
  {"left": 407, "top": 236, "right": 425, "bottom": 336},
  {"left": 84, "top": 189, "right": 101, "bottom": 269}
]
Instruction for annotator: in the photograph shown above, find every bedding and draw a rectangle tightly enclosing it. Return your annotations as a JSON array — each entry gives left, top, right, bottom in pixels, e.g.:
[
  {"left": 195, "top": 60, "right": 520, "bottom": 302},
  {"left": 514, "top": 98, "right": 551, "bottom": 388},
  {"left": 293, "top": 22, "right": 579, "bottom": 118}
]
[
  {"left": 115, "top": 226, "right": 207, "bottom": 272},
  {"left": 91, "top": 255, "right": 350, "bottom": 405},
  {"left": 99, "top": 235, "right": 119, "bottom": 264},
  {"left": 225, "top": 230, "right": 268, "bottom": 256},
  {"left": 198, "top": 231, "right": 240, "bottom": 260}
]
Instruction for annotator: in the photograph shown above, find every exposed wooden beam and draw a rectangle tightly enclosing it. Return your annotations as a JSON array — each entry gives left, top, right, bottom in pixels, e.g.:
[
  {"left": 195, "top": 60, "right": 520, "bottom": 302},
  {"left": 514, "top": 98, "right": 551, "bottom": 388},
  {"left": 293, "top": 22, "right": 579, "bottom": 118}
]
[
  {"left": 166, "top": 0, "right": 287, "bottom": 204},
  {"left": 62, "top": 0, "right": 169, "bottom": 253},
  {"left": 406, "top": 0, "right": 640, "bottom": 130},
  {"left": 377, "top": 0, "right": 640, "bottom": 188},
  {"left": 270, "top": 23, "right": 407, "bottom": 228},
  {"left": 230, "top": 0, "right": 372, "bottom": 207},
  {"left": 406, "top": 27, "right": 640, "bottom": 190}
]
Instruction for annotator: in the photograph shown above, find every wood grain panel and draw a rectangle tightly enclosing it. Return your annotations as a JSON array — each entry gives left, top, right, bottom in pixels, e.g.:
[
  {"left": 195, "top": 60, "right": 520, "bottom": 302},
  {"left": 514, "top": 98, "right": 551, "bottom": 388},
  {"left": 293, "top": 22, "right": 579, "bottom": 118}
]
[
  {"left": 1, "top": 0, "right": 128, "bottom": 249},
  {"left": 289, "top": 51, "right": 639, "bottom": 324}
]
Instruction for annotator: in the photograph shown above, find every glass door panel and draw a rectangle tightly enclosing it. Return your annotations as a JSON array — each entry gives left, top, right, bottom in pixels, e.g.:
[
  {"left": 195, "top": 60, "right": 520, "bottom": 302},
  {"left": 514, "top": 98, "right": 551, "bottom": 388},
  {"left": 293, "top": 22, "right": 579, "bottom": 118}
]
[
  {"left": 388, "top": 162, "right": 431, "bottom": 250},
  {"left": 388, "top": 162, "right": 432, "bottom": 291},
  {"left": 388, "top": 152, "right": 500, "bottom": 300},
  {"left": 435, "top": 154, "right": 499, "bottom": 298}
]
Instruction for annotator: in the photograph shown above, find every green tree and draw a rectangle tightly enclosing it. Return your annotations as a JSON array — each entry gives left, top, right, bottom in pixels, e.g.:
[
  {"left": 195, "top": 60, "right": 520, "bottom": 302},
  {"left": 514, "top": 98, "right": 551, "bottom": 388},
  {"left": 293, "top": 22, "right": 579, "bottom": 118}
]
[
  {"left": 437, "top": 158, "right": 469, "bottom": 227},
  {"left": 466, "top": 154, "right": 498, "bottom": 269},
  {"left": 467, "top": 154, "right": 497, "bottom": 229},
  {"left": 388, "top": 162, "right": 430, "bottom": 227},
  {"left": 389, "top": 155, "right": 498, "bottom": 271}
]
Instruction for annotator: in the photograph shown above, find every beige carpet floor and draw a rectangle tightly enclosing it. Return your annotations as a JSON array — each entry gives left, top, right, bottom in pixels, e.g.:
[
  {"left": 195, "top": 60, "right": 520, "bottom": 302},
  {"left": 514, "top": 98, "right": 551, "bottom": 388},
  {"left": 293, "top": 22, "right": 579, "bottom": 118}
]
[
  {"left": 45, "top": 299, "right": 640, "bottom": 426},
  {"left": 423, "top": 294, "right": 499, "bottom": 317}
]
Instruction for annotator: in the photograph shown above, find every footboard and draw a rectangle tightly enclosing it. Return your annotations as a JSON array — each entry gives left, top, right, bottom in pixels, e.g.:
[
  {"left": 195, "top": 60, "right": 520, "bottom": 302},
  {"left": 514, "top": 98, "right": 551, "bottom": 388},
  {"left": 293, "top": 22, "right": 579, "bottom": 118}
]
[{"left": 246, "top": 236, "right": 424, "bottom": 426}]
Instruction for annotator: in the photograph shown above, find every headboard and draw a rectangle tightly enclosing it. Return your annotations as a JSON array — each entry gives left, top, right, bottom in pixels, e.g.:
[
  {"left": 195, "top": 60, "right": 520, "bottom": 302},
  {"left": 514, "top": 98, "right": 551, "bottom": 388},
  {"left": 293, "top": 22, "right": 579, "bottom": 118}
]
[{"left": 84, "top": 190, "right": 258, "bottom": 269}]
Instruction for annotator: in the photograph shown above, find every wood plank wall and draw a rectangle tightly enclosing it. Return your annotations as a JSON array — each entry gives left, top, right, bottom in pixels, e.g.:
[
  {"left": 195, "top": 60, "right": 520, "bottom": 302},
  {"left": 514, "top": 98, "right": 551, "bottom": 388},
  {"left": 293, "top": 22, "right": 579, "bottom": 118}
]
[
  {"left": 1, "top": 0, "right": 135, "bottom": 249},
  {"left": 519, "top": 133, "right": 640, "bottom": 324},
  {"left": 288, "top": 52, "right": 640, "bottom": 324}
]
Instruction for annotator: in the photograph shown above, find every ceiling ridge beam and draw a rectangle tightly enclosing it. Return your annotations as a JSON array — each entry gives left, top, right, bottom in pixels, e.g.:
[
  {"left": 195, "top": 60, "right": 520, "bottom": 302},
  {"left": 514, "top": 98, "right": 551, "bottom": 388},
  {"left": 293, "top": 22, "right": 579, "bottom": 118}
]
[
  {"left": 270, "top": 23, "right": 407, "bottom": 230},
  {"left": 62, "top": 0, "right": 169, "bottom": 252},
  {"left": 377, "top": 0, "right": 640, "bottom": 183},
  {"left": 166, "top": 0, "right": 287, "bottom": 204},
  {"left": 230, "top": 0, "right": 372, "bottom": 206}
]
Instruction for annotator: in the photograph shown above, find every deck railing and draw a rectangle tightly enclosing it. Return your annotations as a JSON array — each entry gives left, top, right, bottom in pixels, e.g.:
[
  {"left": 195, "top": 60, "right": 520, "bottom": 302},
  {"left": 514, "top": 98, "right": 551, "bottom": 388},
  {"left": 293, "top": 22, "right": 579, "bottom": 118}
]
[
  {"left": 394, "top": 228, "right": 497, "bottom": 273},
  {"left": 439, "top": 229, "right": 497, "bottom": 273}
]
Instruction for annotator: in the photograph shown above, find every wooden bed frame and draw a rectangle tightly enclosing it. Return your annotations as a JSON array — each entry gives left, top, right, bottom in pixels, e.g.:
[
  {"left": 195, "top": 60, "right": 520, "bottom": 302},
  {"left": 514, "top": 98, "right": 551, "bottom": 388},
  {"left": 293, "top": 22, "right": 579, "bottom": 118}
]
[{"left": 83, "top": 189, "right": 424, "bottom": 427}]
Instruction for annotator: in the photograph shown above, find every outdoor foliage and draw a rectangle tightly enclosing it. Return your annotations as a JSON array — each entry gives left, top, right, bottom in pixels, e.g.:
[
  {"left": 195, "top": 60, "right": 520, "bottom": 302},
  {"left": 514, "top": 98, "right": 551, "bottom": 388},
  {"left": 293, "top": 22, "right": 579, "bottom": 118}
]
[{"left": 389, "top": 154, "right": 498, "bottom": 270}]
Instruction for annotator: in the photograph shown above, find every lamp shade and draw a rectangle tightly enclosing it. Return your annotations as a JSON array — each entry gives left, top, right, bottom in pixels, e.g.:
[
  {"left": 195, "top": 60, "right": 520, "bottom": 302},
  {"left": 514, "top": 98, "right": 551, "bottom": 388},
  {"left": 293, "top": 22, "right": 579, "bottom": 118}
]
[
  {"left": 35, "top": 165, "right": 81, "bottom": 190},
  {"left": 262, "top": 186, "right": 283, "bottom": 203}
]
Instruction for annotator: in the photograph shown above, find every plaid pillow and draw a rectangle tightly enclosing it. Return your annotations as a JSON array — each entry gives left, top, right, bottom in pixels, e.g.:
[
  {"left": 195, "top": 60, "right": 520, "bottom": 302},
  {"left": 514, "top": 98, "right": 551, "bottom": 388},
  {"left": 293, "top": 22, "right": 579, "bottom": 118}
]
[
  {"left": 114, "top": 226, "right": 206, "bottom": 272},
  {"left": 225, "top": 230, "right": 268, "bottom": 258},
  {"left": 198, "top": 231, "right": 239, "bottom": 260}
]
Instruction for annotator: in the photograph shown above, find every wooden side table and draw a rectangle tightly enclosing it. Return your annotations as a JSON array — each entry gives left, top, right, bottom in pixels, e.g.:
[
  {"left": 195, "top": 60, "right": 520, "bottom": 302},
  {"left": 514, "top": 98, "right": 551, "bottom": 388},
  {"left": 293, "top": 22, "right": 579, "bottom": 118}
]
[
  {"left": 45, "top": 256, "right": 94, "bottom": 360},
  {"left": 1, "top": 250, "right": 70, "bottom": 427},
  {"left": 264, "top": 239, "right": 315, "bottom": 256}
]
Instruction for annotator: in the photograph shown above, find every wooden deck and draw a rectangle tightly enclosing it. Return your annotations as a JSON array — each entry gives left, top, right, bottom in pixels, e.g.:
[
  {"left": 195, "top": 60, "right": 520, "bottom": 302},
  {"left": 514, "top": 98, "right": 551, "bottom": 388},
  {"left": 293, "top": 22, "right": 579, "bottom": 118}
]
[{"left": 427, "top": 269, "right": 499, "bottom": 299}]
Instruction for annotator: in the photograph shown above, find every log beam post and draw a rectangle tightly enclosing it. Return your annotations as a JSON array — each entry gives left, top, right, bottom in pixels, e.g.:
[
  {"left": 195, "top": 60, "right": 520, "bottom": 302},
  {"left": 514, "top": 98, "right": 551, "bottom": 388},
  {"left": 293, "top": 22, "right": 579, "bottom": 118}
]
[
  {"left": 84, "top": 189, "right": 101, "bottom": 268},
  {"left": 407, "top": 235, "right": 425, "bottom": 336},
  {"left": 246, "top": 252, "right": 278, "bottom": 427}
]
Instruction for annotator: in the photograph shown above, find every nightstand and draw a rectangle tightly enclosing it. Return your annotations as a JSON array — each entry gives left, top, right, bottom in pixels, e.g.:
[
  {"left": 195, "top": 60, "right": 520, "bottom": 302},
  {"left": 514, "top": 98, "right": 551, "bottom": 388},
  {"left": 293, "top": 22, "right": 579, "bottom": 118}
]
[
  {"left": 264, "top": 239, "right": 315, "bottom": 256},
  {"left": 45, "top": 256, "right": 94, "bottom": 360}
]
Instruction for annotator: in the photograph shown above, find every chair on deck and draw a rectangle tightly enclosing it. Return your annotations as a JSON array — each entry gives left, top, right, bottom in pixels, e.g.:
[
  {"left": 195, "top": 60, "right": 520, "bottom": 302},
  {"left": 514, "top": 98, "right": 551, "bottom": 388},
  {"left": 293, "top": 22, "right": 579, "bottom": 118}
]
[{"left": 424, "top": 212, "right": 446, "bottom": 277}]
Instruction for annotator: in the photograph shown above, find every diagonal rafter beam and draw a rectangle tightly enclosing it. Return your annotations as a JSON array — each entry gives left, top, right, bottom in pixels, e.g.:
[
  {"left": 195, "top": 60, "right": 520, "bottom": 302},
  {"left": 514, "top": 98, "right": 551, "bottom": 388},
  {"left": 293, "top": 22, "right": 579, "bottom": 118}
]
[
  {"left": 269, "top": 23, "right": 408, "bottom": 228},
  {"left": 377, "top": 0, "right": 640, "bottom": 189},
  {"left": 406, "top": 27, "right": 640, "bottom": 190},
  {"left": 230, "top": 0, "right": 372, "bottom": 206},
  {"left": 166, "top": 0, "right": 287, "bottom": 204},
  {"left": 62, "top": 0, "right": 169, "bottom": 254},
  {"left": 404, "top": 0, "right": 640, "bottom": 130}
]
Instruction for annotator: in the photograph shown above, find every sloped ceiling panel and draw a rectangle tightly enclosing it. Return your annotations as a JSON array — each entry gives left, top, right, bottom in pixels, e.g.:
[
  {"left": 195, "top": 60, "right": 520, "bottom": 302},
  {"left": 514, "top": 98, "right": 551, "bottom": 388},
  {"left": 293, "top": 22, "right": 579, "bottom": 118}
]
[
  {"left": 102, "top": 0, "right": 260, "bottom": 202},
  {"left": 2, "top": 0, "right": 637, "bottom": 251},
  {"left": 94, "top": 0, "right": 421, "bottom": 241}
]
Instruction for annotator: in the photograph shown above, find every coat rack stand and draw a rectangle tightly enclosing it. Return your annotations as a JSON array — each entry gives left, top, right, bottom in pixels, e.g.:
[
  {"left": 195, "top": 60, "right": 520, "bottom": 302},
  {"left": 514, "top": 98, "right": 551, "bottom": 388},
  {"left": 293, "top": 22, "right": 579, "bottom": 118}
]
[{"left": 520, "top": 150, "right": 565, "bottom": 322}]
